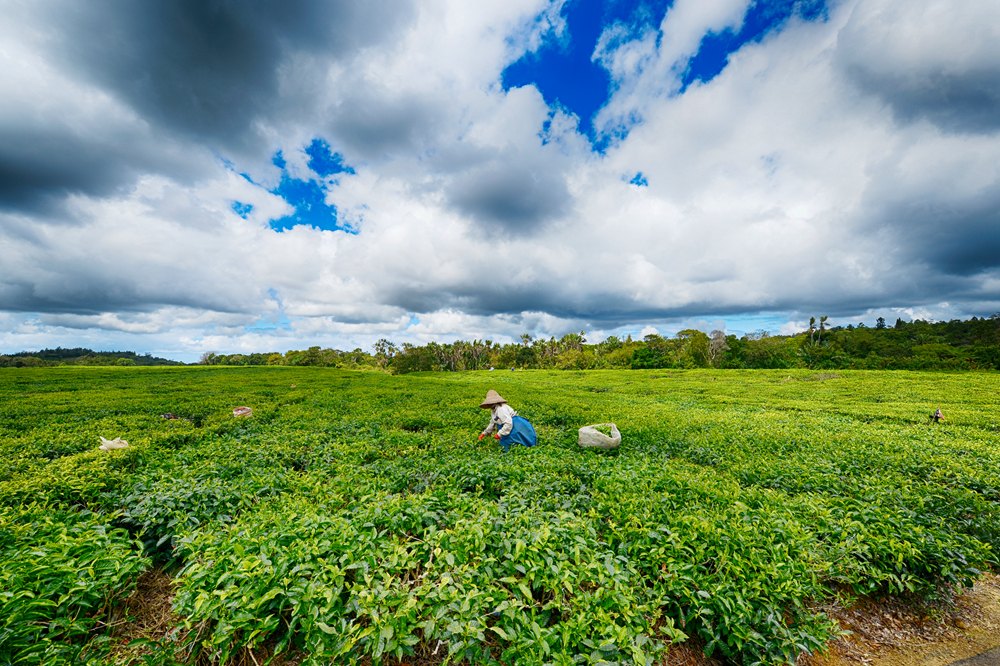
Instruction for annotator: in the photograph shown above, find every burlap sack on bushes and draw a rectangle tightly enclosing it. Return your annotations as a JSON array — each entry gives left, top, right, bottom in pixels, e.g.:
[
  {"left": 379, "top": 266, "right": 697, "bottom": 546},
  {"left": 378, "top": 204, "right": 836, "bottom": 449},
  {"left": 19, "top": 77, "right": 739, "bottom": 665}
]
[{"left": 578, "top": 423, "right": 621, "bottom": 449}]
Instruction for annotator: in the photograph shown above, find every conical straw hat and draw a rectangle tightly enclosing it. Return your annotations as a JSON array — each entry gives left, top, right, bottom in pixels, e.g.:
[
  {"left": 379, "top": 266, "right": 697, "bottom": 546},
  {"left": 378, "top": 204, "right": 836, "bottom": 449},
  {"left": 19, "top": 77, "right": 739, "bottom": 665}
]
[{"left": 479, "top": 390, "right": 507, "bottom": 408}]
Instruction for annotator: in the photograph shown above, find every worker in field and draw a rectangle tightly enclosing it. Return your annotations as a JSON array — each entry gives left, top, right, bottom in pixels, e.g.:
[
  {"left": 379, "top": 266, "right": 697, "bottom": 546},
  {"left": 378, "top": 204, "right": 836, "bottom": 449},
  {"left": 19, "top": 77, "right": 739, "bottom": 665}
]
[
  {"left": 931, "top": 408, "right": 944, "bottom": 423},
  {"left": 478, "top": 390, "right": 537, "bottom": 452}
]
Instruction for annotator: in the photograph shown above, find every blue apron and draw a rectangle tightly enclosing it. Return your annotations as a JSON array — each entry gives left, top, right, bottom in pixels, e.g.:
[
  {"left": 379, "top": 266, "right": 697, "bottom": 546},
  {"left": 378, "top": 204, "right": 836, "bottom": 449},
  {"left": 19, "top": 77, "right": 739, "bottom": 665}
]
[{"left": 500, "top": 415, "right": 537, "bottom": 452}]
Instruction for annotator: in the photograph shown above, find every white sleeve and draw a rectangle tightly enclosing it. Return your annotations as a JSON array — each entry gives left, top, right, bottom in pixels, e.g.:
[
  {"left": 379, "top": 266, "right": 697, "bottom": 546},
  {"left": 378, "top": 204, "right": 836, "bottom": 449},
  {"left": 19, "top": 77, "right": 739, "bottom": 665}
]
[
  {"left": 483, "top": 410, "right": 498, "bottom": 435},
  {"left": 496, "top": 405, "right": 514, "bottom": 437}
]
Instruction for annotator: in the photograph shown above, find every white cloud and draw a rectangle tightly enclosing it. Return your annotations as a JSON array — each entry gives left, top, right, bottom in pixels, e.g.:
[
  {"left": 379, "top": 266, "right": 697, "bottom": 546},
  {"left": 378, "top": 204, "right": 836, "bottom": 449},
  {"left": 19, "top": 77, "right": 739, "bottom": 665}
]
[
  {"left": 2, "top": 0, "right": 999, "bottom": 361},
  {"left": 594, "top": 0, "right": 751, "bottom": 138},
  {"left": 585, "top": 1, "right": 1000, "bottom": 315}
]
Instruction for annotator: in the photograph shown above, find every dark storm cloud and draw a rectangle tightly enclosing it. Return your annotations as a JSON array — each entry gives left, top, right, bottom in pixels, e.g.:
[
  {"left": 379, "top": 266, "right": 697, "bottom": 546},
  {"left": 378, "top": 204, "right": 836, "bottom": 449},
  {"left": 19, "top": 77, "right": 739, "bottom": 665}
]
[
  {"left": 447, "top": 162, "right": 569, "bottom": 233},
  {"left": 868, "top": 188, "right": 1000, "bottom": 278},
  {"left": 0, "top": 123, "right": 200, "bottom": 214},
  {"left": 0, "top": 271, "right": 251, "bottom": 317},
  {"left": 383, "top": 270, "right": 905, "bottom": 329},
  {"left": 45, "top": 1, "right": 414, "bottom": 149},
  {"left": 836, "top": 1, "right": 1000, "bottom": 134},
  {"left": 326, "top": 89, "right": 443, "bottom": 159},
  {"left": 383, "top": 280, "right": 738, "bottom": 326},
  {"left": 382, "top": 283, "right": 552, "bottom": 317},
  {"left": 1, "top": 1, "right": 413, "bottom": 213},
  {"left": 0, "top": 137, "right": 123, "bottom": 213},
  {"left": 384, "top": 278, "right": 625, "bottom": 320},
  {"left": 842, "top": 63, "right": 1000, "bottom": 134}
]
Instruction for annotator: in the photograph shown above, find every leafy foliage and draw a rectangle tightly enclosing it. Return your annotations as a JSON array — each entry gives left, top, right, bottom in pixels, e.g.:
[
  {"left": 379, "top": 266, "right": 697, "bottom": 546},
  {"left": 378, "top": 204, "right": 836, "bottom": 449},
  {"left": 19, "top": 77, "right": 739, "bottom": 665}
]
[
  {"left": 4, "top": 316, "right": 998, "bottom": 372},
  {"left": 0, "top": 505, "right": 149, "bottom": 664},
  {"left": 1, "top": 367, "right": 998, "bottom": 664},
  {"left": 196, "top": 315, "right": 1000, "bottom": 372},
  {"left": 0, "top": 347, "right": 182, "bottom": 367}
]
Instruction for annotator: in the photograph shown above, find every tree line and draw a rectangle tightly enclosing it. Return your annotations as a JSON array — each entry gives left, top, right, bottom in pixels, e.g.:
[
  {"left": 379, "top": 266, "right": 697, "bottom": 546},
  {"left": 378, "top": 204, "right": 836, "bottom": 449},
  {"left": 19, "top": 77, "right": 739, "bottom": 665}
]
[
  {"left": 0, "top": 348, "right": 183, "bottom": 367},
  {"left": 196, "top": 315, "right": 1000, "bottom": 372},
  {"left": 4, "top": 316, "right": 996, "bottom": 371}
]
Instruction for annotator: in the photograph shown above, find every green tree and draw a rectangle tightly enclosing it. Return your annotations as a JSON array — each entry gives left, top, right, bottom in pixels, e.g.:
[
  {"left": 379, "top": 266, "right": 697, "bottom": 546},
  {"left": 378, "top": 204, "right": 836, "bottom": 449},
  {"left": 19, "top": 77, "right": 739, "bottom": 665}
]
[
  {"left": 373, "top": 339, "right": 398, "bottom": 369},
  {"left": 631, "top": 334, "right": 673, "bottom": 369},
  {"left": 514, "top": 344, "right": 537, "bottom": 368},
  {"left": 391, "top": 343, "right": 435, "bottom": 373},
  {"left": 676, "top": 329, "right": 710, "bottom": 368}
]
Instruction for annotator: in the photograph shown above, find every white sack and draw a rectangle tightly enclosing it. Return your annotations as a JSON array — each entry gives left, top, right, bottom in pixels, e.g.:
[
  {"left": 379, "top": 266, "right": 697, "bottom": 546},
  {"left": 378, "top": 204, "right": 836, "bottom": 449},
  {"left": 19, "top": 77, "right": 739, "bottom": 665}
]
[
  {"left": 99, "top": 436, "right": 129, "bottom": 451},
  {"left": 578, "top": 423, "right": 621, "bottom": 449}
]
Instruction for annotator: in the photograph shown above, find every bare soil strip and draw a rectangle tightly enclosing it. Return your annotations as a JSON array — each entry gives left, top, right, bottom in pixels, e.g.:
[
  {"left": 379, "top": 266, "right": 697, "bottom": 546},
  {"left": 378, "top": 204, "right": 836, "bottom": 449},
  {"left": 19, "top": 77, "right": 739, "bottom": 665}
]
[
  {"left": 105, "top": 571, "right": 1000, "bottom": 665},
  {"left": 800, "top": 575, "right": 1000, "bottom": 666}
]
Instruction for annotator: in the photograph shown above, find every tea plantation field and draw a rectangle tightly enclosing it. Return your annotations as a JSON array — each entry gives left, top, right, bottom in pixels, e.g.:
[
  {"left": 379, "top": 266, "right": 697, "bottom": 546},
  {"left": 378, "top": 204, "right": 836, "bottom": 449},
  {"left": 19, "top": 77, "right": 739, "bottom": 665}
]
[{"left": 1, "top": 367, "right": 998, "bottom": 665}]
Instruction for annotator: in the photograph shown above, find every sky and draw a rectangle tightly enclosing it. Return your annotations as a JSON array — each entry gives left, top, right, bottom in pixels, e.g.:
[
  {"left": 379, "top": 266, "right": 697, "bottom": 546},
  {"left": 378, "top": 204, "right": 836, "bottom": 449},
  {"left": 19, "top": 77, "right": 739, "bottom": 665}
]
[{"left": 1, "top": 0, "right": 999, "bottom": 362}]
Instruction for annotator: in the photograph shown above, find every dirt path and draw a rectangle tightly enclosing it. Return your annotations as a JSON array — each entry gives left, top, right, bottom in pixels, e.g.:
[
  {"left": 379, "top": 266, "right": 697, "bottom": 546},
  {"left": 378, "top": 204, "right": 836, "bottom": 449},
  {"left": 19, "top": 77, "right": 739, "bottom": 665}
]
[
  {"left": 801, "top": 575, "right": 1000, "bottom": 666},
  {"left": 108, "top": 570, "right": 1000, "bottom": 665}
]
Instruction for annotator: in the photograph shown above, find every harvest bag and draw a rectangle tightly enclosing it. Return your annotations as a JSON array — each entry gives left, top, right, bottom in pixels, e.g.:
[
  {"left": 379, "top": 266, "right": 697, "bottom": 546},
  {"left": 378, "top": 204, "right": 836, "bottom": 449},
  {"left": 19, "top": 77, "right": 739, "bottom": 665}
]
[{"left": 578, "top": 423, "right": 621, "bottom": 449}]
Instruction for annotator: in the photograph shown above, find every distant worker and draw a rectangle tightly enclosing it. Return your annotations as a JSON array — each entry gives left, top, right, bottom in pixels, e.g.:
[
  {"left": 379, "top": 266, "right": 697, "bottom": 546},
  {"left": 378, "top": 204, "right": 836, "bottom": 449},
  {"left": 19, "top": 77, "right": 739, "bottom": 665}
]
[
  {"left": 931, "top": 408, "right": 944, "bottom": 423},
  {"left": 477, "top": 390, "right": 537, "bottom": 452}
]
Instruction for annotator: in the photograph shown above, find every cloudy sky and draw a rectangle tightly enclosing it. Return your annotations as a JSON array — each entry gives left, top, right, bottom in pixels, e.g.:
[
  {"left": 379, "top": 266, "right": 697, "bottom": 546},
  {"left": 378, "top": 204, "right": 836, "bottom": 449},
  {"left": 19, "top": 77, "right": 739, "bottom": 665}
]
[{"left": 2, "top": 0, "right": 998, "bottom": 362}]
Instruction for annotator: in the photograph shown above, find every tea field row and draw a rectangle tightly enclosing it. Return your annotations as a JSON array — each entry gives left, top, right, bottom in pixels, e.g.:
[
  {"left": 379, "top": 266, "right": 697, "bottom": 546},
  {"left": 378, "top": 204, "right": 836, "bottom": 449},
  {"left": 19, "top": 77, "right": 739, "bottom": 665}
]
[{"left": 1, "top": 367, "right": 997, "bottom": 665}]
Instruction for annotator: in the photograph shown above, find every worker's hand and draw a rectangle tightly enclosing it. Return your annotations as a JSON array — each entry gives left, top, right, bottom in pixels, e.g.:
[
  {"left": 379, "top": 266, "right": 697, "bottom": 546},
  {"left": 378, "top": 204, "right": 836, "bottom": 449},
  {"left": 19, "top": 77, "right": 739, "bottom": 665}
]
[
  {"left": 477, "top": 433, "right": 485, "bottom": 441},
  {"left": 493, "top": 433, "right": 501, "bottom": 440}
]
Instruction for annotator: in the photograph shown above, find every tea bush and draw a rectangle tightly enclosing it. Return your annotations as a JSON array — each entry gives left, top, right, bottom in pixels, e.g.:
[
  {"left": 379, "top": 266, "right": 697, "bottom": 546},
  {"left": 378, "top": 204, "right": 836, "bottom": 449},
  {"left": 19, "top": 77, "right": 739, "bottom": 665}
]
[
  {"left": 1, "top": 367, "right": 997, "bottom": 665},
  {"left": 0, "top": 504, "right": 148, "bottom": 664}
]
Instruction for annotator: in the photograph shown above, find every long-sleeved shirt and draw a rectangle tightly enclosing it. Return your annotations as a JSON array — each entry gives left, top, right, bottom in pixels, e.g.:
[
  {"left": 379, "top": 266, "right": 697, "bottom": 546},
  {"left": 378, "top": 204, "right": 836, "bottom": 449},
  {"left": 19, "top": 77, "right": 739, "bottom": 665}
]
[{"left": 482, "top": 403, "right": 517, "bottom": 438}]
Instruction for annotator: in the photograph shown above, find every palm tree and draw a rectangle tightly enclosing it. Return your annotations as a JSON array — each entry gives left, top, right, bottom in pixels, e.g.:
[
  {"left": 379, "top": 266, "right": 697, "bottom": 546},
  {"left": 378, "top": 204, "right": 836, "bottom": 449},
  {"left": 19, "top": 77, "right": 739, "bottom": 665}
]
[
  {"left": 808, "top": 317, "right": 816, "bottom": 345},
  {"left": 818, "top": 316, "right": 829, "bottom": 344}
]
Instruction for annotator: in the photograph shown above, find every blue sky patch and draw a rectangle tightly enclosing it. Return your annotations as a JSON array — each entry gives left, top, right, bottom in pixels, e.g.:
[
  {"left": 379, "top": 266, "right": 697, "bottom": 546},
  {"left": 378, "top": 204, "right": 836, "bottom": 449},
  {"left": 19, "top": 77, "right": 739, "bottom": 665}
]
[
  {"left": 305, "top": 138, "right": 356, "bottom": 177},
  {"left": 245, "top": 289, "right": 293, "bottom": 332},
  {"left": 232, "top": 139, "right": 359, "bottom": 234},
  {"left": 504, "top": 0, "right": 657, "bottom": 140},
  {"left": 268, "top": 172, "right": 346, "bottom": 233},
  {"left": 231, "top": 201, "right": 254, "bottom": 218},
  {"left": 244, "top": 311, "right": 293, "bottom": 333},
  {"left": 629, "top": 172, "right": 648, "bottom": 187},
  {"left": 504, "top": 0, "right": 828, "bottom": 146},
  {"left": 268, "top": 139, "right": 357, "bottom": 233},
  {"left": 681, "top": 0, "right": 828, "bottom": 91}
]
